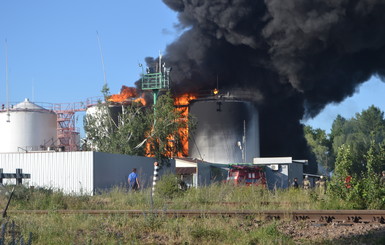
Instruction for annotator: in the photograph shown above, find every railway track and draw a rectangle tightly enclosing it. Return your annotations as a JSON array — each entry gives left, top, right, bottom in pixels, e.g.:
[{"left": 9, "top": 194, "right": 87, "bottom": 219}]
[
  {"left": 6, "top": 209, "right": 385, "bottom": 224},
  {"left": 165, "top": 201, "right": 308, "bottom": 206}
]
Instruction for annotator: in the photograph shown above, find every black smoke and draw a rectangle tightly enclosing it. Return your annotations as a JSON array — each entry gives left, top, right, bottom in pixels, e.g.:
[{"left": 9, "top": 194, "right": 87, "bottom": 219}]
[{"left": 142, "top": 0, "right": 385, "bottom": 169}]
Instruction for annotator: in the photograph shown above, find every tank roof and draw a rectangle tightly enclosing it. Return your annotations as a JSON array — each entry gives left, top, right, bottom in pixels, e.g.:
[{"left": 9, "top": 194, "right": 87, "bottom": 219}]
[{"left": 13, "top": 98, "right": 48, "bottom": 111}]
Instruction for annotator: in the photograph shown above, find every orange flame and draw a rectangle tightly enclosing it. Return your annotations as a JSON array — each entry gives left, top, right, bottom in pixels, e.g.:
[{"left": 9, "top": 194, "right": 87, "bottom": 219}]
[
  {"left": 174, "top": 93, "right": 197, "bottom": 106},
  {"left": 174, "top": 93, "right": 197, "bottom": 157},
  {"left": 108, "top": 86, "right": 146, "bottom": 106},
  {"left": 144, "top": 93, "right": 197, "bottom": 158},
  {"left": 133, "top": 96, "right": 147, "bottom": 106}
]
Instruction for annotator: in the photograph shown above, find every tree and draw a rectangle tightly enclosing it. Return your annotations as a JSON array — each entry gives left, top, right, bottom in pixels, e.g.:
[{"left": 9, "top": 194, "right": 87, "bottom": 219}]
[
  {"left": 137, "top": 92, "right": 196, "bottom": 164},
  {"left": 327, "top": 107, "right": 385, "bottom": 209},
  {"left": 328, "top": 144, "right": 355, "bottom": 203},
  {"left": 328, "top": 141, "right": 385, "bottom": 209},
  {"left": 84, "top": 87, "right": 195, "bottom": 165},
  {"left": 365, "top": 140, "right": 384, "bottom": 176},
  {"left": 329, "top": 106, "right": 385, "bottom": 176},
  {"left": 303, "top": 125, "right": 332, "bottom": 172},
  {"left": 333, "top": 144, "right": 354, "bottom": 178}
]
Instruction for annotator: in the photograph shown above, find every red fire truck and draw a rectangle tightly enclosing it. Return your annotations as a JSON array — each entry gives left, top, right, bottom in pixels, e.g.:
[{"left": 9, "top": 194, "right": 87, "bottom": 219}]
[{"left": 226, "top": 164, "right": 266, "bottom": 186}]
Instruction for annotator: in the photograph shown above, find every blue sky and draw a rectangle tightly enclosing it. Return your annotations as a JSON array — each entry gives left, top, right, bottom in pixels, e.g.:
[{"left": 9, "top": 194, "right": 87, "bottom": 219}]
[
  {"left": 1, "top": 1, "right": 385, "bottom": 135},
  {"left": 0, "top": 1, "right": 178, "bottom": 103}
]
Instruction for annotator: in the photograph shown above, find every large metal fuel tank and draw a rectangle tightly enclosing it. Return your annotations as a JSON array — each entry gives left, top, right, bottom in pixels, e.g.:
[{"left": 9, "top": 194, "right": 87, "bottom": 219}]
[
  {"left": 0, "top": 98, "right": 57, "bottom": 152},
  {"left": 188, "top": 97, "right": 260, "bottom": 164}
]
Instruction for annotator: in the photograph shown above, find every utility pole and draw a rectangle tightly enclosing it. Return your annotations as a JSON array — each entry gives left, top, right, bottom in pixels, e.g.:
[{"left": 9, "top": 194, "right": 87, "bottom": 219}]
[
  {"left": 243, "top": 120, "right": 246, "bottom": 163},
  {"left": 237, "top": 120, "right": 247, "bottom": 163}
]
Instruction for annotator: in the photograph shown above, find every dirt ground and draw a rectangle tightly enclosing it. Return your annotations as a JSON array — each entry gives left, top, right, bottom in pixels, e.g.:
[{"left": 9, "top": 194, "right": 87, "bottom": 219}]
[{"left": 278, "top": 221, "right": 385, "bottom": 244}]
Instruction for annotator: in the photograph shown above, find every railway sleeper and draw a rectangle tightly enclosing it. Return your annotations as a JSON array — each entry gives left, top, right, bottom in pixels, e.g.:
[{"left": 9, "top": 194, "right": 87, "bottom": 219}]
[
  {"left": 266, "top": 215, "right": 281, "bottom": 221},
  {"left": 319, "top": 215, "right": 335, "bottom": 223},
  {"left": 372, "top": 216, "right": 385, "bottom": 224},
  {"left": 294, "top": 215, "right": 310, "bottom": 221},
  {"left": 347, "top": 215, "right": 362, "bottom": 223}
]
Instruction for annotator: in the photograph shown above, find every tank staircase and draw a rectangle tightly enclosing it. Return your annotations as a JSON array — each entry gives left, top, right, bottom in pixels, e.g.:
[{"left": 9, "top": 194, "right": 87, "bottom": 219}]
[{"left": 53, "top": 102, "right": 88, "bottom": 152}]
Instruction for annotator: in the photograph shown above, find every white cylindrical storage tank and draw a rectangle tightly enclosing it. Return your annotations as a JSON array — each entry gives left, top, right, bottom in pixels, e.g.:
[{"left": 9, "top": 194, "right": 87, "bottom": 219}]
[
  {"left": 86, "top": 103, "right": 122, "bottom": 126},
  {"left": 188, "top": 98, "right": 260, "bottom": 164},
  {"left": 0, "top": 98, "right": 57, "bottom": 152},
  {"left": 84, "top": 103, "right": 123, "bottom": 150}
]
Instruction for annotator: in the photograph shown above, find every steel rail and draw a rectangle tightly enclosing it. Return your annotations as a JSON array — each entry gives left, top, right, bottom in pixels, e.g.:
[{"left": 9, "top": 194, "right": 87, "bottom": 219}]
[
  {"left": 5, "top": 209, "right": 385, "bottom": 223},
  {"left": 164, "top": 201, "right": 308, "bottom": 206}
]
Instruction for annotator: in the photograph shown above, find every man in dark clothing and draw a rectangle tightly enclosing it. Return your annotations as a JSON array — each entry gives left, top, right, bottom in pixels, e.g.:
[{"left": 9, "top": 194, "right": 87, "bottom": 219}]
[
  {"left": 128, "top": 168, "right": 140, "bottom": 191},
  {"left": 291, "top": 177, "right": 299, "bottom": 188}
]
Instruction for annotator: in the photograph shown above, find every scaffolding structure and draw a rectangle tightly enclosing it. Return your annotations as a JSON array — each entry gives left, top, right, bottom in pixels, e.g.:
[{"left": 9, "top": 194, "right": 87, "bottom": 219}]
[{"left": 53, "top": 102, "right": 86, "bottom": 151}]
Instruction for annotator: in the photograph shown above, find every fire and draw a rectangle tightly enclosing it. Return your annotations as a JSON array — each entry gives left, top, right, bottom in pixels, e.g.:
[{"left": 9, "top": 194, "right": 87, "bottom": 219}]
[
  {"left": 213, "top": 88, "right": 219, "bottom": 95},
  {"left": 174, "top": 93, "right": 197, "bottom": 157},
  {"left": 174, "top": 93, "right": 197, "bottom": 107},
  {"left": 133, "top": 96, "right": 147, "bottom": 106},
  {"left": 108, "top": 86, "right": 146, "bottom": 106},
  {"left": 144, "top": 93, "right": 197, "bottom": 158}
]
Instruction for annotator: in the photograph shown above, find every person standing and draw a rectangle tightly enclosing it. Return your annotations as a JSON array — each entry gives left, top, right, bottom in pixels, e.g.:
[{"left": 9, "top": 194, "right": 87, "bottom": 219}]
[
  {"left": 128, "top": 168, "right": 140, "bottom": 191},
  {"left": 291, "top": 177, "right": 299, "bottom": 189},
  {"left": 303, "top": 175, "right": 311, "bottom": 190},
  {"left": 317, "top": 176, "right": 326, "bottom": 195}
]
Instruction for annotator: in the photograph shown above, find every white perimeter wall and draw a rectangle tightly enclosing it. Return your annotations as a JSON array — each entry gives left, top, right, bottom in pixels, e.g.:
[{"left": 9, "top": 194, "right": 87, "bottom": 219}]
[
  {"left": 0, "top": 151, "right": 176, "bottom": 195},
  {"left": 0, "top": 151, "right": 93, "bottom": 194}
]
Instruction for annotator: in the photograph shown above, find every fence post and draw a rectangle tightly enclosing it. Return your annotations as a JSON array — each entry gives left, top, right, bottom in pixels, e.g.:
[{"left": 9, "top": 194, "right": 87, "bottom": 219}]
[
  {"left": 152, "top": 162, "right": 160, "bottom": 197},
  {"left": 16, "top": 168, "right": 22, "bottom": 185}
]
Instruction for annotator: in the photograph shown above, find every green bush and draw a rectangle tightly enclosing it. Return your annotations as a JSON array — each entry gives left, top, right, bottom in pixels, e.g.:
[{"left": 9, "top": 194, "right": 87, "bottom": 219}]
[
  {"left": 155, "top": 174, "right": 184, "bottom": 199},
  {"left": 328, "top": 174, "right": 385, "bottom": 209}
]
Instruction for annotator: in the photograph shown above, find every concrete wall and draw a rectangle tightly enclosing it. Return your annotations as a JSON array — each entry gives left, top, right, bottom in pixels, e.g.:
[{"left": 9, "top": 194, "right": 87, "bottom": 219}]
[{"left": 93, "top": 152, "right": 175, "bottom": 192}]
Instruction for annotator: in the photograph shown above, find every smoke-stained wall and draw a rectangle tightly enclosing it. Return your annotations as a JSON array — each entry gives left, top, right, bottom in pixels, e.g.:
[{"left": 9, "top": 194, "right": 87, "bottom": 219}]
[{"left": 139, "top": 1, "right": 385, "bottom": 172}]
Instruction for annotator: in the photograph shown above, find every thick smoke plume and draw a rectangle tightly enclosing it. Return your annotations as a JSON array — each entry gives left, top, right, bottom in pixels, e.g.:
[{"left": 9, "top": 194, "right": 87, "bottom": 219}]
[{"left": 145, "top": 0, "right": 385, "bottom": 165}]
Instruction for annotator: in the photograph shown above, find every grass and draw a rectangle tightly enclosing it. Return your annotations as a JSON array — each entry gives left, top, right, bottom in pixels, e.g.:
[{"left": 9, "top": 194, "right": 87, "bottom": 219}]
[
  {"left": 0, "top": 179, "right": 379, "bottom": 244},
  {"left": 1, "top": 181, "right": 354, "bottom": 211},
  {"left": 4, "top": 214, "right": 294, "bottom": 244}
]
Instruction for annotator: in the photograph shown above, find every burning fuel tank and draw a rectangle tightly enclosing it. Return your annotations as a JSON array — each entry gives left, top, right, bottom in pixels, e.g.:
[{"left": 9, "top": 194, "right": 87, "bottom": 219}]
[{"left": 188, "top": 97, "right": 260, "bottom": 164}]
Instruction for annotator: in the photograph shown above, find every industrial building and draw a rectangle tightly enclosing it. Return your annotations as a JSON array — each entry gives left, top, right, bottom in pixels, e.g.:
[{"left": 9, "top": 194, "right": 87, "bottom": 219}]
[{"left": 253, "top": 157, "right": 307, "bottom": 189}]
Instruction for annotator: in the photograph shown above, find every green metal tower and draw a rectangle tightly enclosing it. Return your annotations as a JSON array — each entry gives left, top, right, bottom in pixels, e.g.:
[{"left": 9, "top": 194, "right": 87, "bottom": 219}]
[{"left": 141, "top": 54, "right": 171, "bottom": 106}]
